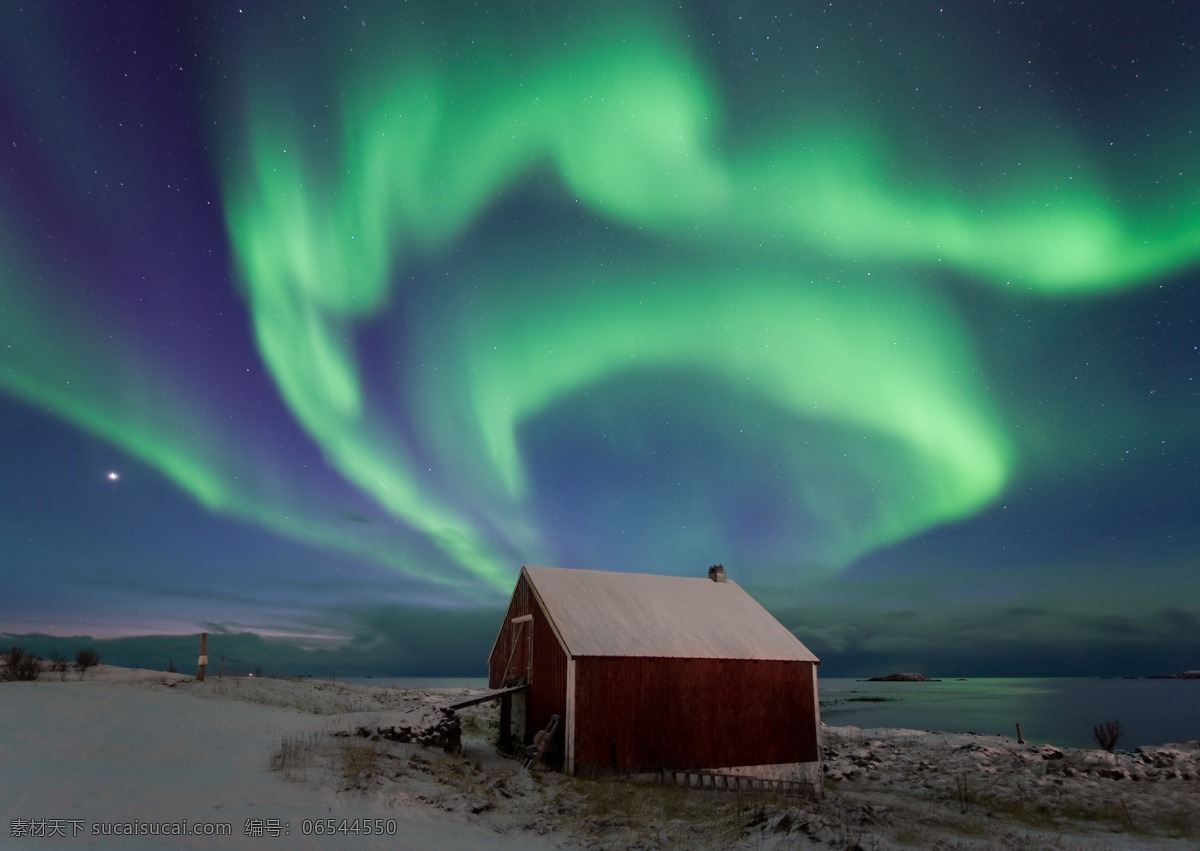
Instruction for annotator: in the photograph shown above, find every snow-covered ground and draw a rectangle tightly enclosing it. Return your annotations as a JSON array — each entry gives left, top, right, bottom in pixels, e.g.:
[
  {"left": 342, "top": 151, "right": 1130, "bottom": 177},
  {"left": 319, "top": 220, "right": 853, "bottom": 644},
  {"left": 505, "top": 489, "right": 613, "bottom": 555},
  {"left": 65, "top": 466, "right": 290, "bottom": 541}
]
[
  {"left": 1, "top": 666, "right": 551, "bottom": 850},
  {"left": 2, "top": 666, "right": 1198, "bottom": 849}
]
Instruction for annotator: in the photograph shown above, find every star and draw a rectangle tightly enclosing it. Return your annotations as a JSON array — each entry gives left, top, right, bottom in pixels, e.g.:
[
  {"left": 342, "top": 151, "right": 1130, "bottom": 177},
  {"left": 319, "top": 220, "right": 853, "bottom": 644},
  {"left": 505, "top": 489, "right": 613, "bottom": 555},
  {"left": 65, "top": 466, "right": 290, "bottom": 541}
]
[{"left": 106, "top": 471, "right": 120, "bottom": 481}]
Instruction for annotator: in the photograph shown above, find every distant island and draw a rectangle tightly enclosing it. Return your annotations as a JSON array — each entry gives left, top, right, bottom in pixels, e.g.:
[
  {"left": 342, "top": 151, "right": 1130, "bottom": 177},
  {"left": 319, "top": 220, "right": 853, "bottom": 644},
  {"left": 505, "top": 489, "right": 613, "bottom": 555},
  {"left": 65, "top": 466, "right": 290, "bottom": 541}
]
[
  {"left": 1147, "top": 670, "right": 1200, "bottom": 679},
  {"left": 866, "top": 672, "right": 941, "bottom": 682}
]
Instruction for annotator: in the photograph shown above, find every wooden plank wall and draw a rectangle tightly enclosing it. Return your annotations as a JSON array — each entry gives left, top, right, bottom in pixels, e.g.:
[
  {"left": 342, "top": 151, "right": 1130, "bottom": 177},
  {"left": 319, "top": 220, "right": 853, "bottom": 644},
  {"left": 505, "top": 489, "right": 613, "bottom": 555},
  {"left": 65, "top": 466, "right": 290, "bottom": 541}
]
[
  {"left": 572, "top": 657, "right": 818, "bottom": 774},
  {"left": 486, "top": 572, "right": 570, "bottom": 753}
]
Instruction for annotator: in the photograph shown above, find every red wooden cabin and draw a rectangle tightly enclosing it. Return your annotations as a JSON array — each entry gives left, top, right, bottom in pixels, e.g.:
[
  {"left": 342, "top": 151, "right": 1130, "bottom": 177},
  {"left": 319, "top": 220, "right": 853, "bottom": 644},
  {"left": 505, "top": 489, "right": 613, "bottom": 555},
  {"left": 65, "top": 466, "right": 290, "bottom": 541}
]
[{"left": 487, "top": 565, "right": 821, "bottom": 776}]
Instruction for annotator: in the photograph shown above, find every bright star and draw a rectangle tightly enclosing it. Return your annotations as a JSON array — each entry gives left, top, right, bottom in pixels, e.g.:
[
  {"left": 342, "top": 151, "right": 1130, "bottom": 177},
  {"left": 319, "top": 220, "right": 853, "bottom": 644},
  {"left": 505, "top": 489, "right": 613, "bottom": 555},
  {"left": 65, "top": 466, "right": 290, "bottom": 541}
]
[{"left": 107, "top": 471, "right": 120, "bottom": 481}]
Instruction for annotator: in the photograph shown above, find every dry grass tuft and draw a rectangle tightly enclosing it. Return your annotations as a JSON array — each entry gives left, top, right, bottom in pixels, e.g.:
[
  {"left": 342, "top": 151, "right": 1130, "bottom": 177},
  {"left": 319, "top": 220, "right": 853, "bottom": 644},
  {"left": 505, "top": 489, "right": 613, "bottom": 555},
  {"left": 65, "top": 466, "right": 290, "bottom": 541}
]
[
  {"left": 268, "top": 731, "right": 328, "bottom": 781},
  {"left": 336, "top": 738, "right": 382, "bottom": 788}
]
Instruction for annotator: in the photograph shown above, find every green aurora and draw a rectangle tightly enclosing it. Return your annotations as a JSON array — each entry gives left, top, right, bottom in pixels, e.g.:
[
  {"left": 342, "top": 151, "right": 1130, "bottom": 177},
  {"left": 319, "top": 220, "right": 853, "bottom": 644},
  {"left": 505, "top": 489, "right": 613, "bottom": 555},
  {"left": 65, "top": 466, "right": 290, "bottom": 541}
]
[
  {"left": 220, "top": 3, "right": 1198, "bottom": 590},
  {"left": 2, "top": 1, "right": 1199, "bottom": 614}
]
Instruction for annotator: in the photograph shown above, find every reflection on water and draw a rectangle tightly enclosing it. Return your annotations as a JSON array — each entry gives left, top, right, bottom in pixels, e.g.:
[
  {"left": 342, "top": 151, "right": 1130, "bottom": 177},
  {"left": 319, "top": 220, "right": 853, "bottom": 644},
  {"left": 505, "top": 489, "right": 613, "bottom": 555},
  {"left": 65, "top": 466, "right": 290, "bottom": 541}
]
[{"left": 819, "top": 677, "right": 1200, "bottom": 749}]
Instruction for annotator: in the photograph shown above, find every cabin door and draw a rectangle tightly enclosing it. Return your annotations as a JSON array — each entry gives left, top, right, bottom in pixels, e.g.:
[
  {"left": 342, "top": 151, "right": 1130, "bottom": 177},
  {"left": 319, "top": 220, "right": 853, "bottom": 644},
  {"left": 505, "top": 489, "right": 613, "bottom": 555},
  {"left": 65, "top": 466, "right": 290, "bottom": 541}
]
[{"left": 505, "top": 613, "right": 533, "bottom": 685}]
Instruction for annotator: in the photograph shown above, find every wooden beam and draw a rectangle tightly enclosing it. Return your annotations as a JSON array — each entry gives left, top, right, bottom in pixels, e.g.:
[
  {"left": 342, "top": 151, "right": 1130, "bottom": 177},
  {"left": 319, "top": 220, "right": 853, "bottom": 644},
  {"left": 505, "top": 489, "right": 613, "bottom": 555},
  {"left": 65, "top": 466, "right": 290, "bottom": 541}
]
[{"left": 438, "top": 683, "right": 529, "bottom": 711}]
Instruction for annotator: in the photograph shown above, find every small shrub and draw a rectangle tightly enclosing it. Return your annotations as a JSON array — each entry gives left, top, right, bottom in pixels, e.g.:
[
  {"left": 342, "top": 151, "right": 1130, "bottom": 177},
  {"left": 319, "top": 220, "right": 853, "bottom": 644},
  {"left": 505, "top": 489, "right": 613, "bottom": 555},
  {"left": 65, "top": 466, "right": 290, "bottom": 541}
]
[
  {"left": 2, "top": 645, "right": 25, "bottom": 677},
  {"left": 1093, "top": 719, "right": 1123, "bottom": 753},
  {"left": 2, "top": 646, "right": 41, "bottom": 681},
  {"left": 47, "top": 652, "right": 71, "bottom": 681},
  {"left": 75, "top": 647, "right": 100, "bottom": 678}
]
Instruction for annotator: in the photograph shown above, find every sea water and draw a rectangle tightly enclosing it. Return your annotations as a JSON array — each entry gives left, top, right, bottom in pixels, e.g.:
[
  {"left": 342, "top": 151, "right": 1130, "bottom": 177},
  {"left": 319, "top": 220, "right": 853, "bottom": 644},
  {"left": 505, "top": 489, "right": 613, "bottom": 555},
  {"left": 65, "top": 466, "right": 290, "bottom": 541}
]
[{"left": 819, "top": 677, "right": 1200, "bottom": 749}]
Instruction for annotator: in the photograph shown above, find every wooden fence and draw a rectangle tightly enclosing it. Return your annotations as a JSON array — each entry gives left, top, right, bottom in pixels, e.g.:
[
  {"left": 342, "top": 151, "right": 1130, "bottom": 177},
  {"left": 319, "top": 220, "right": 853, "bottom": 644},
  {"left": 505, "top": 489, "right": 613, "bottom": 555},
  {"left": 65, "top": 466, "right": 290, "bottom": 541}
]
[{"left": 661, "top": 769, "right": 817, "bottom": 798}]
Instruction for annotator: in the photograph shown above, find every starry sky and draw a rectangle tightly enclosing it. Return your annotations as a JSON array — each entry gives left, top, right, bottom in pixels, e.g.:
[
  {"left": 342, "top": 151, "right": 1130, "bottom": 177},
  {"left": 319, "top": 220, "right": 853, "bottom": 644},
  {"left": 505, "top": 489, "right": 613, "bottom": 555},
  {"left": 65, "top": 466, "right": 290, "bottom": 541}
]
[{"left": 2, "top": 1, "right": 1199, "bottom": 677}]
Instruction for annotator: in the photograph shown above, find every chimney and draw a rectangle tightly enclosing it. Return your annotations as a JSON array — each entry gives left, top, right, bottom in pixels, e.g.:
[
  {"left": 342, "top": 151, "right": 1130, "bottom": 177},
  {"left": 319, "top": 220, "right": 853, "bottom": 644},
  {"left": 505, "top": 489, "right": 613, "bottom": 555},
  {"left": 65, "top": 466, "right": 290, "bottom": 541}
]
[{"left": 707, "top": 564, "right": 727, "bottom": 583}]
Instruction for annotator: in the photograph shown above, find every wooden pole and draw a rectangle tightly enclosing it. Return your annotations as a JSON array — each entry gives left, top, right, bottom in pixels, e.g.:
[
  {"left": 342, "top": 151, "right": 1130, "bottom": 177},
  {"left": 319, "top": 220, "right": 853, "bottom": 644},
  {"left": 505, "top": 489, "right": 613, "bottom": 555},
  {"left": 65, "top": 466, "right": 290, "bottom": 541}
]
[
  {"left": 499, "top": 693, "right": 512, "bottom": 749},
  {"left": 1015, "top": 722, "right": 1024, "bottom": 744},
  {"left": 197, "top": 633, "right": 208, "bottom": 682}
]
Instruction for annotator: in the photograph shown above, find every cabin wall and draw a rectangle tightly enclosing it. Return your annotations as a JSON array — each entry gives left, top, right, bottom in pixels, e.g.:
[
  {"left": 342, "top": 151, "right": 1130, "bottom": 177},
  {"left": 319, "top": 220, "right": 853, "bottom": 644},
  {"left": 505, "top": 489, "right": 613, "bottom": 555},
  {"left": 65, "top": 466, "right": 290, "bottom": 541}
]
[
  {"left": 571, "top": 657, "right": 818, "bottom": 774},
  {"left": 486, "top": 572, "right": 569, "bottom": 755}
]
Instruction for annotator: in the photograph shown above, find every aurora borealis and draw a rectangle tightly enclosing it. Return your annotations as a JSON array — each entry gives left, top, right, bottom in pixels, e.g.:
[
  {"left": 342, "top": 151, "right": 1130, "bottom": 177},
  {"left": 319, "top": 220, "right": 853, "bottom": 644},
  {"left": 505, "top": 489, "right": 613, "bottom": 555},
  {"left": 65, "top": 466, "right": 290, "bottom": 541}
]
[{"left": 2, "top": 2, "right": 1199, "bottom": 676}]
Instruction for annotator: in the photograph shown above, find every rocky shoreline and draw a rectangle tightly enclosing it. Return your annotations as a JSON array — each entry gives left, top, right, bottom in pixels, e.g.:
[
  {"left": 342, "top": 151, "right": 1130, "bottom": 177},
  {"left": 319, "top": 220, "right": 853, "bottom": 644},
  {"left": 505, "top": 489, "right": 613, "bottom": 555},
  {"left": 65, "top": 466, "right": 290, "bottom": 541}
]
[{"left": 819, "top": 725, "right": 1200, "bottom": 848}]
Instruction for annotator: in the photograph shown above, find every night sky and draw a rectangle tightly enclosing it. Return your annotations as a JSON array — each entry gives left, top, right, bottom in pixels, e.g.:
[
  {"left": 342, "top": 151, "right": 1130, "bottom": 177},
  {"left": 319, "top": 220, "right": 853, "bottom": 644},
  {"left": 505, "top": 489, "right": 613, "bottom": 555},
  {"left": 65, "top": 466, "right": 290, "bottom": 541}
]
[{"left": 2, "top": 2, "right": 1199, "bottom": 677}]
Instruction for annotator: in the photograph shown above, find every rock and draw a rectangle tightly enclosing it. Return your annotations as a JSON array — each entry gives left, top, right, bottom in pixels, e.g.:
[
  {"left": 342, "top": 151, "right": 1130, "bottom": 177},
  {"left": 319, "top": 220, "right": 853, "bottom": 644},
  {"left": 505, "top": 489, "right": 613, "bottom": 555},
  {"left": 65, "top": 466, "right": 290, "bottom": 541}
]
[
  {"left": 338, "top": 708, "right": 462, "bottom": 752},
  {"left": 866, "top": 672, "right": 942, "bottom": 682}
]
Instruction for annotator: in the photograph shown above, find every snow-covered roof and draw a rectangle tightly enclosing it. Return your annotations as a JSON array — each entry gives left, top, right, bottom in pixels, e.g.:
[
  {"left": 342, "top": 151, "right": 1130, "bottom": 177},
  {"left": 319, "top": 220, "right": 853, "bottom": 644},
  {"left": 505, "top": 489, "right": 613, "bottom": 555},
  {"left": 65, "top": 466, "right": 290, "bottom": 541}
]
[{"left": 521, "top": 565, "right": 819, "bottom": 662}]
